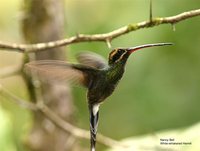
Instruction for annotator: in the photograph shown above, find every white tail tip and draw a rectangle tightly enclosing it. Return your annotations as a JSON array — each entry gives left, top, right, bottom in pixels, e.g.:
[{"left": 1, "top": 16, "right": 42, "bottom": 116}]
[{"left": 92, "top": 147, "right": 95, "bottom": 151}]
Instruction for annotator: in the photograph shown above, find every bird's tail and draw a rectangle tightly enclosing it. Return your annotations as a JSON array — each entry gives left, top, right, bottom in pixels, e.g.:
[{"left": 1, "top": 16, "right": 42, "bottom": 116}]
[{"left": 89, "top": 104, "right": 99, "bottom": 151}]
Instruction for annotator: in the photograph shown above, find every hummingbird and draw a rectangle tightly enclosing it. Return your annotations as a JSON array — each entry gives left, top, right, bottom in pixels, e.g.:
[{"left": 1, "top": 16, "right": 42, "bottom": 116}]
[{"left": 26, "top": 42, "right": 172, "bottom": 151}]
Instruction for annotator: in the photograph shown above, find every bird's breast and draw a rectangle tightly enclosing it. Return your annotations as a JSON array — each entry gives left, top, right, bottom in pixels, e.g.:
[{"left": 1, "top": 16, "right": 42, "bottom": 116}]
[{"left": 87, "top": 75, "right": 119, "bottom": 105}]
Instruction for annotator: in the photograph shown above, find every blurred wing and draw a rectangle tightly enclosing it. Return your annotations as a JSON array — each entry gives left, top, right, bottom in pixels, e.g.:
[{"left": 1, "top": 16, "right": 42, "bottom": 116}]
[
  {"left": 25, "top": 60, "right": 93, "bottom": 87},
  {"left": 76, "top": 52, "right": 108, "bottom": 69}
]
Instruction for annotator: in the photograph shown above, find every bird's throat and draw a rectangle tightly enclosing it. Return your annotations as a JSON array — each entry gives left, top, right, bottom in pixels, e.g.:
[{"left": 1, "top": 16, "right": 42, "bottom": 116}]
[{"left": 107, "top": 63, "right": 125, "bottom": 83}]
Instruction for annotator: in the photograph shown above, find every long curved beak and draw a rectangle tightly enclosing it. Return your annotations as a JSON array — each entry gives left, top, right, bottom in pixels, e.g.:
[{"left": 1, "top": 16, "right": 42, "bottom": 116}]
[{"left": 127, "top": 43, "right": 173, "bottom": 54}]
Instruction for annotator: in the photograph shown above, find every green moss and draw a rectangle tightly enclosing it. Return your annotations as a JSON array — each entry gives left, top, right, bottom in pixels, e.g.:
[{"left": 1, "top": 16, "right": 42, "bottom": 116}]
[
  {"left": 127, "top": 18, "right": 163, "bottom": 31},
  {"left": 148, "top": 18, "right": 163, "bottom": 27},
  {"left": 127, "top": 24, "right": 139, "bottom": 32},
  {"left": 153, "top": 18, "right": 163, "bottom": 24}
]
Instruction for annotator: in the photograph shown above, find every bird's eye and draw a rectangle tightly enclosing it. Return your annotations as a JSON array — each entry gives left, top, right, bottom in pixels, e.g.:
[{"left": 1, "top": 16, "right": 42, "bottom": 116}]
[
  {"left": 109, "top": 49, "right": 127, "bottom": 64},
  {"left": 117, "top": 49, "right": 125, "bottom": 54}
]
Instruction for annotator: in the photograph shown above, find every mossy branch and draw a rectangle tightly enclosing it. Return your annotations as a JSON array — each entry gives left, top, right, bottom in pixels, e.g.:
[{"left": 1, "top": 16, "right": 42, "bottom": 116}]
[{"left": 0, "top": 9, "right": 199, "bottom": 53}]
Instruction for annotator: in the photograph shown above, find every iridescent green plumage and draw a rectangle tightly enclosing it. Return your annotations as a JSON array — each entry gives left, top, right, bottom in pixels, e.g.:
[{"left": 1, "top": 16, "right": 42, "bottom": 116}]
[{"left": 26, "top": 43, "right": 172, "bottom": 151}]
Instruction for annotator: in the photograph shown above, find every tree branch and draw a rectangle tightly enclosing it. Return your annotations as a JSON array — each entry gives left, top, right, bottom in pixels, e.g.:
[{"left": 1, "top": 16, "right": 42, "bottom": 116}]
[
  {"left": 0, "top": 84, "right": 124, "bottom": 148},
  {"left": 0, "top": 65, "right": 22, "bottom": 78},
  {"left": 0, "top": 85, "right": 38, "bottom": 110},
  {"left": 0, "top": 9, "right": 199, "bottom": 53},
  {"left": 1, "top": 7, "right": 200, "bottom": 150}
]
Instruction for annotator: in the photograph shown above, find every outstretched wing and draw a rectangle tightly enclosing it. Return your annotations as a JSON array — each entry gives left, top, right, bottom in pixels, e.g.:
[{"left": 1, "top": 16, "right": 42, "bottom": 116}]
[
  {"left": 76, "top": 52, "right": 108, "bottom": 69},
  {"left": 25, "top": 60, "right": 95, "bottom": 87}
]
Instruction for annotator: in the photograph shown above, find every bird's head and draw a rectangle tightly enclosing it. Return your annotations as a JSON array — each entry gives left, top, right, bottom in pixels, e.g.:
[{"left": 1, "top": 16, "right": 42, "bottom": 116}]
[{"left": 108, "top": 43, "right": 173, "bottom": 65}]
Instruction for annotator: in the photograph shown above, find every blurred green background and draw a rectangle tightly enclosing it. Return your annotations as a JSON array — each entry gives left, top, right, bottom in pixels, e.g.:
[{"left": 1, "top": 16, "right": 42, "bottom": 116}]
[{"left": 0, "top": 0, "right": 200, "bottom": 151}]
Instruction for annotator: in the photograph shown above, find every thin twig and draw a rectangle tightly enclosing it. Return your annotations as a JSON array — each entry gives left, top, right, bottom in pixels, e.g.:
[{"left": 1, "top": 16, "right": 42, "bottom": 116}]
[
  {"left": 0, "top": 7, "right": 200, "bottom": 149},
  {"left": 0, "top": 9, "right": 199, "bottom": 53},
  {"left": 0, "top": 84, "right": 124, "bottom": 148},
  {"left": 0, "top": 65, "right": 22, "bottom": 78},
  {"left": 0, "top": 85, "right": 38, "bottom": 110},
  {"left": 149, "top": 0, "right": 153, "bottom": 22},
  {"left": 38, "top": 102, "right": 123, "bottom": 148}
]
